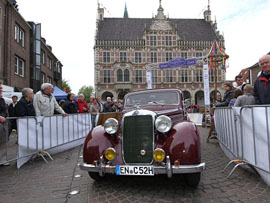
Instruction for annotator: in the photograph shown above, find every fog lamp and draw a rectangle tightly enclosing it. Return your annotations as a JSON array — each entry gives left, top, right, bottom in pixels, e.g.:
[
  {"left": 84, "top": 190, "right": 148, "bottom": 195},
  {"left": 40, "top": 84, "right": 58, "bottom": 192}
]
[
  {"left": 104, "top": 118, "right": 119, "bottom": 134},
  {"left": 153, "top": 148, "right": 165, "bottom": 162},
  {"left": 105, "top": 147, "right": 116, "bottom": 161}
]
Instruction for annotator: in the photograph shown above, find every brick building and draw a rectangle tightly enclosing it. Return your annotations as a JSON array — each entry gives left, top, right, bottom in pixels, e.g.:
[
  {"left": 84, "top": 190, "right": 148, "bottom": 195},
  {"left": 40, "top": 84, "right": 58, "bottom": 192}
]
[
  {"left": 94, "top": 1, "right": 227, "bottom": 105},
  {"left": 0, "top": 0, "right": 62, "bottom": 92}
]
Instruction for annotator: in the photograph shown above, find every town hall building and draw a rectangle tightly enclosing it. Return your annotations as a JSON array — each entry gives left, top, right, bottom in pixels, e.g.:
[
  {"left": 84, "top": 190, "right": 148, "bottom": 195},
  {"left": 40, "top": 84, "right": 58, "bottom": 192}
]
[{"left": 94, "top": 1, "right": 226, "bottom": 106}]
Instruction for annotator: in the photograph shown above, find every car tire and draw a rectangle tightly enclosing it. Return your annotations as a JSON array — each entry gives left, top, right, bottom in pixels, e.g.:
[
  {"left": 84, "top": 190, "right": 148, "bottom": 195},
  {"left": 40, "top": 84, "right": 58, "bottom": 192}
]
[
  {"left": 185, "top": 172, "right": 201, "bottom": 187},
  {"left": 88, "top": 172, "right": 104, "bottom": 181}
]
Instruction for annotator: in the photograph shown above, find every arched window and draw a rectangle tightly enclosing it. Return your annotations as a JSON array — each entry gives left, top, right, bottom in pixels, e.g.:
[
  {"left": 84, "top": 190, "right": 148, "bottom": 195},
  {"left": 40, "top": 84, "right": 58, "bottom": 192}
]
[
  {"left": 124, "top": 69, "right": 130, "bottom": 82},
  {"left": 117, "top": 69, "right": 123, "bottom": 82}
]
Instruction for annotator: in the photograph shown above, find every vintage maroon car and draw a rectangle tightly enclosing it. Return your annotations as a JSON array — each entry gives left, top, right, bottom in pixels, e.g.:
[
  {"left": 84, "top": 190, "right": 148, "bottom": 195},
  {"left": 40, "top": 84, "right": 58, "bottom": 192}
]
[{"left": 80, "top": 89, "right": 205, "bottom": 187}]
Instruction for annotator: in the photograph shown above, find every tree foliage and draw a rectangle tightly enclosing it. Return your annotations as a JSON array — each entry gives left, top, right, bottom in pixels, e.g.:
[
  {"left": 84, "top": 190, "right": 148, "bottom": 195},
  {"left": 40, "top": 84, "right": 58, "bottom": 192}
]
[
  {"left": 62, "top": 79, "right": 72, "bottom": 93},
  {"left": 78, "top": 85, "right": 94, "bottom": 103}
]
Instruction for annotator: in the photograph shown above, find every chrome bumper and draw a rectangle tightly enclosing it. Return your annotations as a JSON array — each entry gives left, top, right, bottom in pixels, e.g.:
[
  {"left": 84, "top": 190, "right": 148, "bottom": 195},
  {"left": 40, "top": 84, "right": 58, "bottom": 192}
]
[{"left": 80, "top": 156, "right": 206, "bottom": 178}]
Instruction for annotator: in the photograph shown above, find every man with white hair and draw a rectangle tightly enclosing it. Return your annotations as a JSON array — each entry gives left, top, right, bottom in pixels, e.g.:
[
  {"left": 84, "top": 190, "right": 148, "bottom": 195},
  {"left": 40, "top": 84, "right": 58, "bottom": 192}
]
[
  {"left": 254, "top": 55, "right": 270, "bottom": 104},
  {"left": 33, "top": 83, "right": 67, "bottom": 116},
  {"left": 76, "top": 93, "right": 88, "bottom": 113}
]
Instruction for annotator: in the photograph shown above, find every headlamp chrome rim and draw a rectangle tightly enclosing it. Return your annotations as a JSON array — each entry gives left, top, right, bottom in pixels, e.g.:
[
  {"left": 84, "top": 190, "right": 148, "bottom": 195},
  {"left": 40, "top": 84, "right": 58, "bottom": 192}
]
[
  {"left": 104, "top": 118, "right": 119, "bottom": 135},
  {"left": 155, "top": 115, "right": 172, "bottom": 133}
]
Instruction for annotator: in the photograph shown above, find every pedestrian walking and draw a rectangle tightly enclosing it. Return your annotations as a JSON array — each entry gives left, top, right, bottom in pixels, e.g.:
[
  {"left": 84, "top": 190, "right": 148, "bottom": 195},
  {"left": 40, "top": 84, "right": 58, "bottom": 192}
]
[{"left": 33, "top": 83, "right": 67, "bottom": 116}]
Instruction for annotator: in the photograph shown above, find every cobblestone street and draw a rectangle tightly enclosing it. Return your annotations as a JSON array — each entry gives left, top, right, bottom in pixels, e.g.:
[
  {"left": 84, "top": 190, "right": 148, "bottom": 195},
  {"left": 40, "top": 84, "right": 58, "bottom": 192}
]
[{"left": 0, "top": 127, "right": 270, "bottom": 203}]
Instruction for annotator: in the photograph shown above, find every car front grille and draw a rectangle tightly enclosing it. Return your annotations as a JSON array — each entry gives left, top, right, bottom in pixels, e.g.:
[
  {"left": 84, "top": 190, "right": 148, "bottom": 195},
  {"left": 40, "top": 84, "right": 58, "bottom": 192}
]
[{"left": 123, "top": 115, "right": 153, "bottom": 164}]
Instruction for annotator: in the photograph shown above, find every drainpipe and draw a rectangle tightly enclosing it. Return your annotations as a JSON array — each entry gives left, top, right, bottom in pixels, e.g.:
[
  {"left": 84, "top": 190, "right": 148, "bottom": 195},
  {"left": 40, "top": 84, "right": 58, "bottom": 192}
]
[{"left": 3, "top": 2, "right": 10, "bottom": 85}]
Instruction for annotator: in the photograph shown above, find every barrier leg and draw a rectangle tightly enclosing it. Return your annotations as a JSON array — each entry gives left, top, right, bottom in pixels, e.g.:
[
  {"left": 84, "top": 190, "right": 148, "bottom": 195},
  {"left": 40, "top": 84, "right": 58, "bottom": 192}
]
[
  {"left": 43, "top": 150, "right": 53, "bottom": 161},
  {"left": 37, "top": 152, "right": 48, "bottom": 164},
  {"left": 222, "top": 160, "right": 236, "bottom": 172},
  {"left": 37, "top": 149, "right": 53, "bottom": 163},
  {"left": 227, "top": 162, "right": 247, "bottom": 178}
]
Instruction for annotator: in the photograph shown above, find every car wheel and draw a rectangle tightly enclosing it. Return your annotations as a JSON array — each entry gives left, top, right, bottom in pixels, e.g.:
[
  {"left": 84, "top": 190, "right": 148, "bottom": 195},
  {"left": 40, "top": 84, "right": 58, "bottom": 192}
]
[
  {"left": 88, "top": 172, "right": 104, "bottom": 181},
  {"left": 185, "top": 172, "right": 201, "bottom": 187}
]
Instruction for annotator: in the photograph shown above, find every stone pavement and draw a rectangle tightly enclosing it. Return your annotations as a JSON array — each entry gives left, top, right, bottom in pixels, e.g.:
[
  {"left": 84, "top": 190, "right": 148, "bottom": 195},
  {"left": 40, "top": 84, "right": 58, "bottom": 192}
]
[
  {"left": 0, "top": 127, "right": 270, "bottom": 203},
  {"left": 0, "top": 143, "right": 81, "bottom": 203}
]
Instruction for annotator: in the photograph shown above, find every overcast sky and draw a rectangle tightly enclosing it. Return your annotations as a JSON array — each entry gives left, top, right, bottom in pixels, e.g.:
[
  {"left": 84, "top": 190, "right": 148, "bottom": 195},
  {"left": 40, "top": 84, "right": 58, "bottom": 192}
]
[{"left": 16, "top": 0, "right": 270, "bottom": 94}]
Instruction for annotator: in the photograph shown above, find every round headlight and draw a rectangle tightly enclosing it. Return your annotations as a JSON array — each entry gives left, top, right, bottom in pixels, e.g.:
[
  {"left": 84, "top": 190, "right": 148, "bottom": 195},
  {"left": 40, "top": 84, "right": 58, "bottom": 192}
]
[
  {"left": 104, "top": 118, "right": 119, "bottom": 134},
  {"left": 155, "top": 115, "right": 172, "bottom": 133},
  {"left": 153, "top": 148, "right": 165, "bottom": 162},
  {"left": 105, "top": 147, "right": 116, "bottom": 161}
]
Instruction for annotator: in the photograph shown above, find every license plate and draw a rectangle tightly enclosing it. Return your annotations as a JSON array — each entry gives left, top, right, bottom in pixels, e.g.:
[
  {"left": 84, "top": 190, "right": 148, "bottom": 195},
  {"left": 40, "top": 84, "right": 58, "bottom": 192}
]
[{"left": 116, "top": 165, "right": 154, "bottom": 176}]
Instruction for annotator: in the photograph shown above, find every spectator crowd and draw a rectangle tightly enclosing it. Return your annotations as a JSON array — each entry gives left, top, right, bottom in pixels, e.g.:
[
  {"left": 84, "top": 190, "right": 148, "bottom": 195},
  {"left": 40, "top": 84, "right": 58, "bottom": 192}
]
[{"left": 0, "top": 82, "right": 123, "bottom": 165}]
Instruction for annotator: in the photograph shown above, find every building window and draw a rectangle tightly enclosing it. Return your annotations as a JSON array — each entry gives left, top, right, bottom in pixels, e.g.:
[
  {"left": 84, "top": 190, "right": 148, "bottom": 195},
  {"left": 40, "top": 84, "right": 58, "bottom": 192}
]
[
  {"left": 165, "top": 70, "right": 173, "bottom": 83},
  {"left": 152, "top": 70, "right": 158, "bottom": 84},
  {"left": 14, "top": 56, "right": 24, "bottom": 77},
  {"left": 181, "top": 52, "right": 188, "bottom": 59},
  {"left": 196, "top": 52, "right": 203, "bottom": 58},
  {"left": 117, "top": 69, "right": 123, "bottom": 82},
  {"left": 41, "top": 72, "right": 46, "bottom": 83},
  {"left": 209, "top": 69, "right": 215, "bottom": 82},
  {"left": 166, "top": 52, "right": 172, "bottom": 62},
  {"left": 135, "top": 52, "right": 142, "bottom": 63},
  {"left": 104, "top": 70, "right": 111, "bottom": 83},
  {"left": 15, "top": 24, "right": 25, "bottom": 47},
  {"left": 135, "top": 70, "right": 142, "bottom": 83},
  {"left": 165, "top": 36, "right": 172, "bottom": 46},
  {"left": 103, "top": 52, "right": 110, "bottom": 63},
  {"left": 124, "top": 69, "right": 130, "bottom": 82},
  {"left": 180, "top": 69, "right": 188, "bottom": 83},
  {"left": 47, "top": 76, "right": 52, "bottom": 84},
  {"left": 150, "top": 52, "right": 157, "bottom": 63},
  {"left": 41, "top": 50, "right": 45, "bottom": 64},
  {"left": 196, "top": 69, "right": 203, "bottom": 82},
  {"left": 47, "top": 57, "right": 52, "bottom": 69},
  {"left": 150, "top": 36, "right": 156, "bottom": 46},
  {"left": 120, "top": 52, "right": 127, "bottom": 63}
]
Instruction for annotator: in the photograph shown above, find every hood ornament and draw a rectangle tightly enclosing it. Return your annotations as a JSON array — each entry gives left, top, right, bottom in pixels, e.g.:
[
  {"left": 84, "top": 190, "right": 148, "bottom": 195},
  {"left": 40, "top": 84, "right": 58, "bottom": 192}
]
[{"left": 133, "top": 103, "right": 140, "bottom": 116}]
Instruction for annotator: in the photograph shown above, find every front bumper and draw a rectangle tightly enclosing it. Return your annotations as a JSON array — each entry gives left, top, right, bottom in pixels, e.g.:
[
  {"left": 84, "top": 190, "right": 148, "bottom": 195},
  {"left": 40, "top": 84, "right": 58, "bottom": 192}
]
[{"left": 80, "top": 156, "right": 206, "bottom": 178}]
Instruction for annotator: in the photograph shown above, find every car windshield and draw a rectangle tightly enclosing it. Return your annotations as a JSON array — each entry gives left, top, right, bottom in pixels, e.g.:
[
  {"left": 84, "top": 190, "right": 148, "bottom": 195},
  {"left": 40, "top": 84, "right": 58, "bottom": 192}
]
[{"left": 125, "top": 91, "right": 180, "bottom": 107}]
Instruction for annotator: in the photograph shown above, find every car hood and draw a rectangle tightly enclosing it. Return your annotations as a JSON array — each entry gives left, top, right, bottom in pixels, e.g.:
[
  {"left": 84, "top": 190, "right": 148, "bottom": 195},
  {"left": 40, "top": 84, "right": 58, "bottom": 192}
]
[{"left": 122, "top": 105, "right": 182, "bottom": 116}]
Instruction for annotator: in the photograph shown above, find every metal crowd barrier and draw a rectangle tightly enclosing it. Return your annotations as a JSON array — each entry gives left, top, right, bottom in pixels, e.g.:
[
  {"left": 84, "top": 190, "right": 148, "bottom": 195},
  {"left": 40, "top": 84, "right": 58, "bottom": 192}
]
[
  {"left": 214, "top": 106, "right": 270, "bottom": 185},
  {"left": 0, "top": 113, "right": 92, "bottom": 168}
]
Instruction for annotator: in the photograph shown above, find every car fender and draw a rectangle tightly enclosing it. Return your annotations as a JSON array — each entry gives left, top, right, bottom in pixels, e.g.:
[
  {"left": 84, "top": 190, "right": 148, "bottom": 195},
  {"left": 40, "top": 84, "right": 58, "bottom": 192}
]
[
  {"left": 161, "top": 121, "right": 201, "bottom": 164},
  {"left": 83, "top": 125, "right": 121, "bottom": 164}
]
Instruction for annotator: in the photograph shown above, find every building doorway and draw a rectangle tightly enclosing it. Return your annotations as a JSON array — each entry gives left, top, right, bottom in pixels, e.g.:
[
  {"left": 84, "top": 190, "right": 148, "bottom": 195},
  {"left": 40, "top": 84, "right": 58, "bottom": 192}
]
[
  {"left": 195, "top": 91, "right": 204, "bottom": 106},
  {"left": 101, "top": 91, "right": 113, "bottom": 101},
  {"left": 183, "top": 91, "right": 191, "bottom": 100},
  {"left": 118, "top": 90, "right": 128, "bottom": 100}
]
